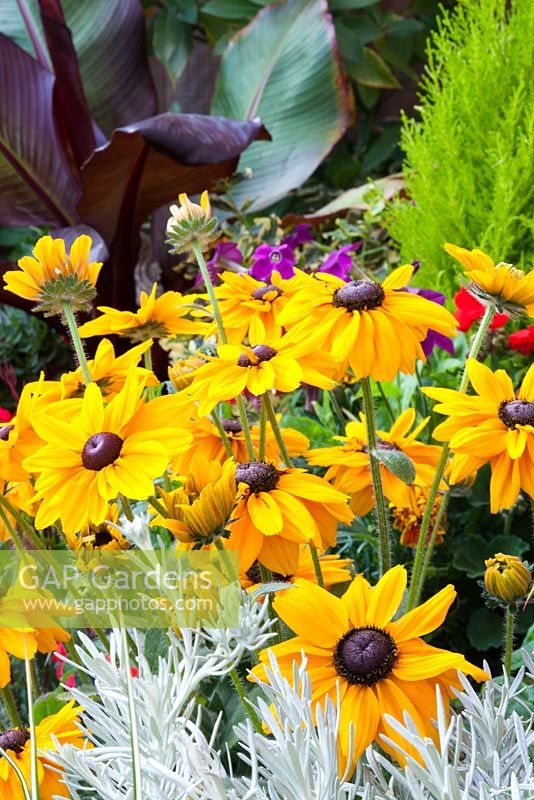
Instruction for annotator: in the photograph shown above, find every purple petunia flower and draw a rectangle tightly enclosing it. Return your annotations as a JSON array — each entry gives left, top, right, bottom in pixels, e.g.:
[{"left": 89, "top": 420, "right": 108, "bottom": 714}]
[
  {"left": 250, "top": 243, "right": 296, "bottom": 281},
  {"left": 317, "top": 242, "right": 362, "bottom": 281},
  {"left": 194, "top": 242, "right": 243, "bottom": 287},
  {"left": 282, "top": 223, "right": 314, "bottom": 249},
  {"left": 406, "top": 287, "right": 455, "bottom": 356}
]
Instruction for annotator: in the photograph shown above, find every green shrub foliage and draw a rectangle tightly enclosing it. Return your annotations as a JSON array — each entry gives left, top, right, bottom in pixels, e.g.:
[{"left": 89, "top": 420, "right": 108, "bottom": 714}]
[{"left": 387, "top": 0, "right": 534, "bottom": 292}]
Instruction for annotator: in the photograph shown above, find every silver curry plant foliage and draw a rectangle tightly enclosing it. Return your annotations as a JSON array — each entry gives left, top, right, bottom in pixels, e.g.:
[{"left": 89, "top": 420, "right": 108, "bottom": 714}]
[{"left": 50, "top": 598, "right": 534, "bottom": 800}]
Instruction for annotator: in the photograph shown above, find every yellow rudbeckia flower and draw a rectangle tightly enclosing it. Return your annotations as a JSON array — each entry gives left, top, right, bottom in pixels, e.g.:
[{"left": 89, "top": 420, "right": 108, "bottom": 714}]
[
  {"left": 187, "top": 326, "right": 336, "bottom": 416},
  {"left": 23, "top": 369, "right": 192, "bottom": 533},
  {"left": 171, "top": 414, "right": 309, "bottom": 474},
  {"left": 445, "top": 243, "right": 534, "bottom": 317},
  {"left": 0, "top": 701, "right": 86, "bottom": 799},
  {"left": 3, "top": 235, "right": 102, "bottom": 314},
  {"left": 27, "top": 338, "right": 157, "bottom": 402},
  {"left": 225, "top": 462, "right": 353, "bottom": 574},
  {"left": 278, "top": 264, "right": 458, "bottom": 381},
  {"left": 77, "top": 283, "right": 205, "bottom": 342},
  {"left": 240, "top": 544, "right": 353, "bottom": 591},
  {"left": 424, "top": 359, "right": 534, "bottom": 512},
  {"left": 151, "top": 457, "right": 237, "bottom": 545},
  {"left": 308, "top": 409, "right": 442, "bottom": 515},
  {"left": 251, "top": 566, "right": 488, "bottom": 765},
  {"left": 206, "top": 269, "right": 303, "bottom": 344}
]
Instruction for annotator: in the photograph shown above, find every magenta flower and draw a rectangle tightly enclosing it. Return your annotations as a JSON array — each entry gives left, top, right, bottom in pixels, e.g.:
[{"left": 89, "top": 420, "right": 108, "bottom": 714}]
[
  {"left": 317, "top": 242, "right": 361, "bottom": 281},
  {"left": 194, "top": 241, "right": 243, "bottom": 287},
  {"left": 282, "top": 223, "right": 314, "bottom": 249},
  {"left": 250, "top": 243, "right": 296, "bottom": 281},
  {"left": 407, "top": 287, "right": 455, "bottom": 356}
]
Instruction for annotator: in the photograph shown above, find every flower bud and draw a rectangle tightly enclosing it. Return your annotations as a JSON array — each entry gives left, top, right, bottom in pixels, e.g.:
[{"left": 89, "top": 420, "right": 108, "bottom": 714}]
[
  {"left": 166, "top": 191, "right": 219, "bottom": 254},
  {"left": 167, "top": 191, "right": 212, "bottom": 229},
  {"left": 484, "top": 553, "right": 531, "bottom": 604},
  {"left": 168, "top": 356, "right": 205, "bottom": 391}
]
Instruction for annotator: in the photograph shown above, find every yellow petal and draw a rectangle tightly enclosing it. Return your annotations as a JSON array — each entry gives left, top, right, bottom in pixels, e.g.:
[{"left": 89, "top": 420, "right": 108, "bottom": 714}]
[
  {"left": 387, "top": 584, "right": 456, "bottom": 642},
  {"left": 341, "top": 574, "right": 371, "bottom": 628},
  {"left": 272, "top": 578, "right": 348, "bottom": 647},
  {"left": 365, "top": 565, "right": 407, "bottom": 627}
]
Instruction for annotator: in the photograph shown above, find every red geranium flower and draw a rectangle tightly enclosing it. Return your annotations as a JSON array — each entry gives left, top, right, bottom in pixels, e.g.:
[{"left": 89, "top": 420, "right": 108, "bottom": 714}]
[
  {"left": 0, "top": 407, "right": 13, "bottom": 423},
  {"left": 509, "top": 323, "right": 534, "bottom": 355},
  {"left": 453, "top": 287, "right": 508, "bottom": 332}
]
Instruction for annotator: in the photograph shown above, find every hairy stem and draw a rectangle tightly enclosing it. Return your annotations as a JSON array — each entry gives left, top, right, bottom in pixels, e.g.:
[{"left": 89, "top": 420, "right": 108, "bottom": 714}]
[
  {"left": 360, "top": 377, "right": 391, "bottom": 575},
  {"left": 406, "top": 303, "right": 495, "bottom": 610},
  {"left": 211, "top": 408, "right": 235, "bottom": 459},
  {"left": 262, "top": 392, "right": 291, "bottom": 467},
  {"left": 229, "top": 668, "right": 263, "bottom": 733},
  {"left": 504, "top": 605, "right": 515, "bottom": 675},
  {"left": 0, "top": 686, "right": 21, "bottom": 728},
  {"left": 309, "top": 544, "right": 325, "bottom": 588},
  {"left": 62, "top": 302, "right": 92, "bottom": 385}
]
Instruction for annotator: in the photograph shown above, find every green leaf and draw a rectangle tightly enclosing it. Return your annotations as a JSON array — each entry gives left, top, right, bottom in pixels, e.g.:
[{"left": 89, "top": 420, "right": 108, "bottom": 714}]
[
  {"left": 374, "top": 448, "right": 416, "bottom": 484},
  {"left": 282, "top": 413, "right": 335, "bottom": 448},
  {"left": 452, "top": 535, "right": 488, "bottom": 577},
  {"left": 330, "top": 0, "right": 379, "bottom": 9},
  {"left": 144, "top": 629, "right": 169, "bottom": 673},
  {"left": 301, "top": 174, "right": 403, "bottom": 219},
  {"left": 467, "top": 607, "right": 502, "bottom": 650},
  {"left": 33, "top": 693, "right": 68, "bottom": 726},
  {"left": 201, "top": 0, "right": 259, "bottom": 19},
  {"left": 347, "top": 46, "right": 401, "bottom": 88},
  {"left": 486, "top": 534, "right": 530, "bottom": 558},
  {"left": 211, "top": 0, "right": 349, "bottom": 212},
  {"left": 151, "top": 9, "right": 193, "bottom": 83}
]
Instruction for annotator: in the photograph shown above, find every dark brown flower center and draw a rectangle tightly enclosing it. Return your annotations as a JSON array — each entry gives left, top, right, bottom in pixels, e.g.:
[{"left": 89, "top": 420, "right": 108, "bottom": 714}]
[
  {"left": 252, "top": 284, "right": 283, "bottom": 301},
  {"left": 499, "top": 400, "right": 534, "bottom": 428},
  {"left": 333, "top": 280, "right": 385, "bottom": 312},
  {"left": 92, "top": 525, "right": 114, "bottom": 547},
  {"left": 245, "top": 560, "right": 291, "bottom": 584},
  {"left": 235, "top": 461, "right": 279, "bottom": 493},
  {"left": 237, "top": 345, "right": 278, "bottom": 367},
  {"left": 0, "top": 424, "right": 14, "bottom": 441},
  {"left": 333, "top": 626, "right": 398, "bottom": 686},
  {"left": 82, "top": 432, "right": 123, "bottom": 471},
  {"left": 221, "top": 418, "right": 243, "bottom": 434},
  {"left": 363, "top": 438, "right": 399, "bottom": 454},
  {"left": 0, "top": 728, "right": 30, "bottom": 755}
]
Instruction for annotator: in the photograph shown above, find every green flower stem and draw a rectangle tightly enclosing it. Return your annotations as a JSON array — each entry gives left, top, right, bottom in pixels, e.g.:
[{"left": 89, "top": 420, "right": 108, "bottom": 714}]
[
  {"left": 192, "top": 241, "right": 227, "bottom": 344},
  {"left": 236, "top": 397, "right": 256, "bottom": 460},
  {"left": 211, "top": 408, "right": 235, "bottom": 459},
  {"left": 262, "top": 392, "right": 291, "bottom": 467},
  {"left": 147, "top": 496, "right": 169, "bottom": 518},
  {"left": 259, "top": 563, "right": 284, "bottom": 643},
  {"left": 504, "top": 605, "right": 515, "bottom": 674},
  {"left": 0, "top": 495, "right": 44, "bottom": 551},
  {"left": 92, "top": 627, "right": 111, "bottom": 653},
  {"left": 62, "top": 302, "right": 92, "bottom": 385},
  {"left": 413, "top": 492, "right": 449, "bottom": 607},
  {"left": 119, "top": 494, "right": 134, "bottom": 522},
  {"left": 191, "top": 240, "right": 256, "bottom": 461},
  {"left": 143, "top": 342, "right": 156, "bottom": 400},
  {"left": 0, "top": 505, "right": 26, "bottom": 553},
  {"left": 258, "top": 397, "right": 268, "bottom": 461},
  {"left": 309, "top": 544, "right": 325, "bottom": 588},
  {"left": 24, "top": 643, "right": 40, "bottom": 800},
  {"left": 360, "top": 376, "right": 391, "bottom": 575},
  {"left": 406, "top": 303, "right": 495, "bottom": 611},
  {"left": 229, "top": 668, "right": 263, "bottom": 733},
  {"left": 0, "top": 686, "right": 21, "bottom": 728}
]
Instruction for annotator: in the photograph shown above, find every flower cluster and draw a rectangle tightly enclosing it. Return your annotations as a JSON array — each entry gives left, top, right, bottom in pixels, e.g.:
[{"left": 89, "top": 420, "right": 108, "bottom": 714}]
[{"left": 1, "top": 193, "right": 533, "bottom": 799}]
